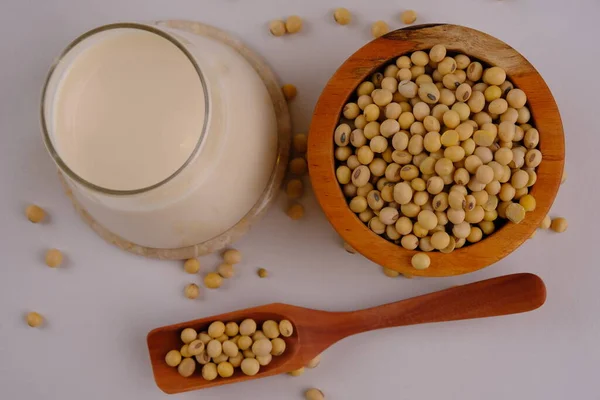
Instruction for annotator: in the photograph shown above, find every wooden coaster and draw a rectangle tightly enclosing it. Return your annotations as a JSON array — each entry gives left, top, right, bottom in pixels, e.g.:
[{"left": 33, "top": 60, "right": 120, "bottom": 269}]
[{"left": 60, "top": 20, "right": 291, "bottom": 260}]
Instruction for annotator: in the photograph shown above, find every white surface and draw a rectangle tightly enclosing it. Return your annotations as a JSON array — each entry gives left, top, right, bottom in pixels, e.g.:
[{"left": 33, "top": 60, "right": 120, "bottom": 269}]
[{"left": 0, "top": 0, "right": 597, "bottom": 399}]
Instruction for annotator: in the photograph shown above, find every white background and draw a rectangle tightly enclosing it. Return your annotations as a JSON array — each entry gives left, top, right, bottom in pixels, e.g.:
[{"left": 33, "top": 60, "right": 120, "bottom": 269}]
[{"left": 1, "top": 0, "right": 598, "bottom": 399}]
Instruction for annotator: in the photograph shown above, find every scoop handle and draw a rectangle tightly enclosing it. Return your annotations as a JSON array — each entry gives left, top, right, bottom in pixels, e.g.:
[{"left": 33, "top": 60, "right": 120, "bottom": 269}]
[{"left": 337, "top": 273, "right": 546, "bottom": 337}]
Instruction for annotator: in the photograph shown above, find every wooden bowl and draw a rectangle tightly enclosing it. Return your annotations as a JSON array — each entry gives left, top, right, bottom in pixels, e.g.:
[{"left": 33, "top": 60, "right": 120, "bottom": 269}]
[{"left": 308, "top": 24, "right": 564, "bottom": 277}]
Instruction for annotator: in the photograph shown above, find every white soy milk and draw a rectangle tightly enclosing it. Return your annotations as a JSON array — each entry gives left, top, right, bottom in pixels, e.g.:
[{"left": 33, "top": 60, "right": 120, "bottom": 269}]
[
  {"left": 43, "top": 25, "right": 278, "bottom": 249},
  {"left": 53, "top": 29, "right": 205, "bottom": 191}
]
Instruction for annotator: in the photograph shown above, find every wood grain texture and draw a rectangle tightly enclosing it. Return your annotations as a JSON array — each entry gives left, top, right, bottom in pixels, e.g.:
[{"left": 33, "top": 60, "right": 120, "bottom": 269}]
[
  {"left": 307, "top": 24, "right": 565, "bottom": 276},
  {"left": 147, "top": 273, "right": 546, "bottom": 394}
]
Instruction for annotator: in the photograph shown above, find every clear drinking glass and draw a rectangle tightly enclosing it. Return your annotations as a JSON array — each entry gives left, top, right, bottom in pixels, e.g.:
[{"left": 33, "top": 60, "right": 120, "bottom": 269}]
[{"left": 41, "top": 22, "right": 285, "bottom": 256}]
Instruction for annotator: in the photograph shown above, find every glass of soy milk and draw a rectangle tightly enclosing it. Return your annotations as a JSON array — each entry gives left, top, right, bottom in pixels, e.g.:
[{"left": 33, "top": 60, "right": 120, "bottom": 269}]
[{"left": 41, "top": 23, "right": 286, "bottom": 257}]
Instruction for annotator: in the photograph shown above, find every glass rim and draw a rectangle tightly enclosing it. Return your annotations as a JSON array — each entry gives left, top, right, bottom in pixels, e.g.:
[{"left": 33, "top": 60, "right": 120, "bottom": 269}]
[{"left": 40, "top": 22, "right": 210, "bottom": 196}]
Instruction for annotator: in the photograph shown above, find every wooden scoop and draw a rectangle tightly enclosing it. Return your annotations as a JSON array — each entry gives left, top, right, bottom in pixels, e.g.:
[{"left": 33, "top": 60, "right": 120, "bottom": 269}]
[{"left": 147, "top": 273, "right": 546, "bottom": 394}]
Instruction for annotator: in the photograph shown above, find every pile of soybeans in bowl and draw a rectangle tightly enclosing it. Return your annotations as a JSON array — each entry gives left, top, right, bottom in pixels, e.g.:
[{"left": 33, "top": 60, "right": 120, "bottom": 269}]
[{"left": 334, "top": 44, "right": 542, "bottom": 254}]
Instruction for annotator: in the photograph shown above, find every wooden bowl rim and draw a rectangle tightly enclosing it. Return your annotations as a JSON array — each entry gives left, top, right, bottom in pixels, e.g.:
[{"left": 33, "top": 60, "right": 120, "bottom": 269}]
[{"left": 308, "top": 24, "right": 564, "bottom": 277}]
